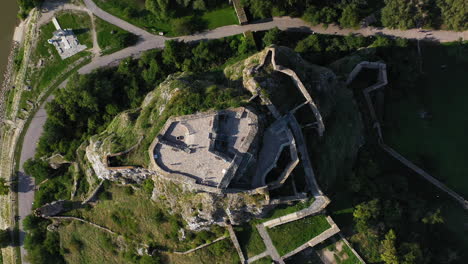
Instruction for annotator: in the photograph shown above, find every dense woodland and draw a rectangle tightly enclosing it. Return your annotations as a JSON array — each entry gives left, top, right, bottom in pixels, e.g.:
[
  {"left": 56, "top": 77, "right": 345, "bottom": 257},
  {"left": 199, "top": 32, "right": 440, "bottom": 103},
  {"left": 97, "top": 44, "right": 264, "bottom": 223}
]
[
  {"left": 242, "top": 0, "right": 467, "bottom": 31},
  {"left": 18, "top": 0, "right": 467, "bottom": 31}
]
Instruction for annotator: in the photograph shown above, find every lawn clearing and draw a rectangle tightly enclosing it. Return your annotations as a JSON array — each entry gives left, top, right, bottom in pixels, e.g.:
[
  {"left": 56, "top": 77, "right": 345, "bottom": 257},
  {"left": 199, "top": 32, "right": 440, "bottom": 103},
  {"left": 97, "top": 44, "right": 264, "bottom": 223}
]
[
  {"left": 384, "top": 43, "right": 468, "bottom": 197},
  {"left": 59, "top": 221, "right": 124, "bottom": 264},
  {"left": 66, "top": 183, "right": 225, "bottom": 252},
  {"left": 94, "top": 0, "right": 238, "bottom": 36},
  {"left": 202, "top": 6, "right": 238, "bottom": 29},
  {"left": 268, "top": 214, "right": 331, "bottom": 256},
  {"left": 94, "top": 16, "right": 138, "bottom": 55},
  {"left": 234, "top": 223, "right": 266, "bottom": 258}
]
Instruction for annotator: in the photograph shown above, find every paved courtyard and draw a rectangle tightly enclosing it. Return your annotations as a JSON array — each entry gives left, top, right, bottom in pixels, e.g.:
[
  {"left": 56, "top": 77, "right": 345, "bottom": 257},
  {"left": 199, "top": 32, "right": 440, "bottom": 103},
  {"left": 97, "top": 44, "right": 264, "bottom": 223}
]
[{"left": 153, "top": 108, "right": 258, "bottom": 187}]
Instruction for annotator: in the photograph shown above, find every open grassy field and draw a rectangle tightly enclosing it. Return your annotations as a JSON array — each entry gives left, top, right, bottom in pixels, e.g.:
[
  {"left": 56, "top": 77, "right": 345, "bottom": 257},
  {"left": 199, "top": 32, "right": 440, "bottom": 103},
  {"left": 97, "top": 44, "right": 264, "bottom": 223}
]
[
  {"left": 66, "top": 183, "right": 225, "bottom": 252},
  {"left": 268, "top": 214, "right": 331, "bottom": 256},
  {"left": 94, "top": 16, "right": 138, "bottom": 55},
  {"left": 59, "top": 220, "right": 239, "bottom": 264},
  {"left": 234, "top": 223, "right": 266, "bottom": 258},
  {"left": 384, "top": 42, "right": 468, "bottom": 198},
  {"left": 202, "top": 6, "right": 238, "bottom": 29}
]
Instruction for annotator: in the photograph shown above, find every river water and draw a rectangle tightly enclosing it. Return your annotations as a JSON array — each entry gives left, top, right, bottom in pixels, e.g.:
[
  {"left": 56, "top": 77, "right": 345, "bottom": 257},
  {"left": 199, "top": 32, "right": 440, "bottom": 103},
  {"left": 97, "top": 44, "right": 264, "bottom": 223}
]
[{"left": 0, "top": 0, "right": 19, "bottom": 86}]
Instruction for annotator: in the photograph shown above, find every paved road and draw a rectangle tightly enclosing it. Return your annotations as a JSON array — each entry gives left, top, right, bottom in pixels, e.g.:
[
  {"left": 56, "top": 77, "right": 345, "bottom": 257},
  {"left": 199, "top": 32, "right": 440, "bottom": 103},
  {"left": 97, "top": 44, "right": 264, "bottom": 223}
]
[
  {"left": 18, "top": 80, "right": 68, "bottom": 263},
  {"left": 78, "top": 3, "right": 468, "bottom": 74},
  {"left": 17, "top": 97, "right": 52, "bottom": 264},
  {"left": 83, "top": 0, "right": 154, "bottom": 39}
]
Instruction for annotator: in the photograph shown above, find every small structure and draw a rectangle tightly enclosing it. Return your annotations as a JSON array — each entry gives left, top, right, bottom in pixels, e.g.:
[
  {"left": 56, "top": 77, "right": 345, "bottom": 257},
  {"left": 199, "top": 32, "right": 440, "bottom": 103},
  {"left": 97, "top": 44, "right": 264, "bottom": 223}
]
[{"left": 48, "top": 17, "right": 87, "bottom": 59}]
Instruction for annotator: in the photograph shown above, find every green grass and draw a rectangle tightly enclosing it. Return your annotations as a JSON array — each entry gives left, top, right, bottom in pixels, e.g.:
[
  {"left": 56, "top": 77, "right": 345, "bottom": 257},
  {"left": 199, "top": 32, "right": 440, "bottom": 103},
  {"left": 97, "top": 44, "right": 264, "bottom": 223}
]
[
  {"left": 323, "top": 239, "right": 361, "bottom": 264},
  {"left": 66, "top": 183, "right": 224, "bottom": 252},
  {"left": 56, "top": 12, "right": 93, "bottom": 47},
  {"left": 164, "top": 239, "right": 240, "bottom": 264},
  {"left": 93, "top": 0, "right": 237, "bottom": 36},
  {"left": 268, "top": 214, "right": 331, "bottom": 256},
  {"left": 60, "top": 217, "right": 238, "bottom": 264},
  {"left": 338, "top": 242, "right": 361, "bottom": 264},
  {"left": 260, "top": 198, "right": 314, "bottom": 223},
  {"left": 384, "top": 43, "right": 468, "bottom": 197},
  {"left": 202, "top": 6, "right": 238, "bottom": 29},
  {"left": 18, "top": 11, "right": 91, "bottom": 116},
  {"left": 60, "top": 220, "right": 128, "bottom": 264},
  {"left": 94, "top": 16, "right": 137, "bottom": 55},
  {"left": 234, "top": 223, "right": 266, "bottom": 258}
]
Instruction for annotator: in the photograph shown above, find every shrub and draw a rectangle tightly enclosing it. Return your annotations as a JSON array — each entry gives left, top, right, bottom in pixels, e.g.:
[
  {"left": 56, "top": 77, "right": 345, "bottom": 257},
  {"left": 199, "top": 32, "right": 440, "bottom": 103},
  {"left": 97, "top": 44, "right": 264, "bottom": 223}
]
[{"left": 0, "top": 229, "right": 10, "bottom": 248}]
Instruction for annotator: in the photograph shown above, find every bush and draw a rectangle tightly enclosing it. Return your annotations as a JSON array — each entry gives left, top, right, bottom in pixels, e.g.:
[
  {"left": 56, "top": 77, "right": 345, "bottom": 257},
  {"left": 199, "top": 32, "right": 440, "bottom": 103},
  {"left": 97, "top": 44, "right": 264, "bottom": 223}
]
[
  {"left": 0, "top": 229, "right": 10, "bottom": 248},
  {"left": 172, "top": 16, "right": 205, "bottom": 35},
  {"left": 142, "top": 179, "right": 154, "bottom": 194},
  {"left": 0, "top": 178, "right": 9, "bottom": 195},
  {"left": 99, "top": 191, "right": 112, "bottom": 201}
]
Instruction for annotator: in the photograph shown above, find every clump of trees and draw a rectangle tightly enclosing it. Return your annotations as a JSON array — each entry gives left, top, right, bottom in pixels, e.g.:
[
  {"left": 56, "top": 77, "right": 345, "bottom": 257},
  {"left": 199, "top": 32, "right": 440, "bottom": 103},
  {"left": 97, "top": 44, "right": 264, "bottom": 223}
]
[
  {"left": 0, "top": 229, "right": 10, "bottom": 248},
  {"left": 437, "top": 0, "right": 468, "bottom": 31},
  {"left": 17, "top": 0, "right": 44, "bottom": 19},
  {"left": 23, "top": 215, "right": 65, "bottom": 264},
  {"left": 343, "top": 146, "right": 462, "bottom": 264},
  {"left": 242, "top": 0, "right": 467, "bottom": 31}
]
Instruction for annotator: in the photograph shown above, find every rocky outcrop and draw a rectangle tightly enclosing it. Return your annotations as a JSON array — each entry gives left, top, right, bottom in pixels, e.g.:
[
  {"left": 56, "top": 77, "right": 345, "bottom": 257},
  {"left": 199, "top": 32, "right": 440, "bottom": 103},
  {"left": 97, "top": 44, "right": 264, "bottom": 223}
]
[{"left": 85, "top": 138, "right": 154, "bottom": 184}]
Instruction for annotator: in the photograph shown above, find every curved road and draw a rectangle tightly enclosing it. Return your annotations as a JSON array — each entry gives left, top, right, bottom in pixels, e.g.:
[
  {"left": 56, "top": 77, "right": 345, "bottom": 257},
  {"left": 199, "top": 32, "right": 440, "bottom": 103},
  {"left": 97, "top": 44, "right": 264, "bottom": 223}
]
[
  {"left": 78, "top": 0, "right": 468, "bottom": 74},
  {"left": 16, "top": 0, "right": 468, "bottom": 263},
  {"left": 17, "top": 97, "right": 52, "bottom": 264}
]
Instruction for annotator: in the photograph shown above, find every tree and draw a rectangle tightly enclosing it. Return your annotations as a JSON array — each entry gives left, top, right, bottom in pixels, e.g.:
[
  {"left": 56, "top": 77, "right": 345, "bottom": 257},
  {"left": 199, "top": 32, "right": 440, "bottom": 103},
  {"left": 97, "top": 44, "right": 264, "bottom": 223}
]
[
  {"left": 0, "top": 229, "right": 10, "bottom": 248},
  {"left": 422, "top": 208, "right": 444, "bottom": 224},
  {"left": 437, "top": 0, "right": 468, "bottom": 31},
  {"left": 145, "top": 0, "right": 171, "bottom": 18},
  {"left": 171, "top": 16, "right": 204, "bottom": 36},
  {"left": 381, "top": 0, "right": 417, "bottom": 29},
  {"left": 320, "top": 7, "right": 338, "bottom": 24},
  {"left": 353, "top": 199, "right": 380, "bottom": 233},
  {"left": 380, "top": 229, "right": 399, "bottom": 264},
  {"left": 192, "top": 0, "right": 206, "bottom": 10},
  {"left": 243, "top": 0, "right": 273, "bottom": 19},
  {"left": 400, "top": 243, "right": 425, "bottom": 264},
  {"left": 295, "top": 35, "right": 322, "bottom": 53},
  {"left": 339, "top": 4, "right": 360, "bottom": 28},
  {"left": 303, "top": 6, "right": 322, "bottom": 25},
  {"left": 24, "top": 159, "right": 52, "bottom": 182},
  {"left": 262, "top": 27, "right": 282, "bottom": 47}
]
